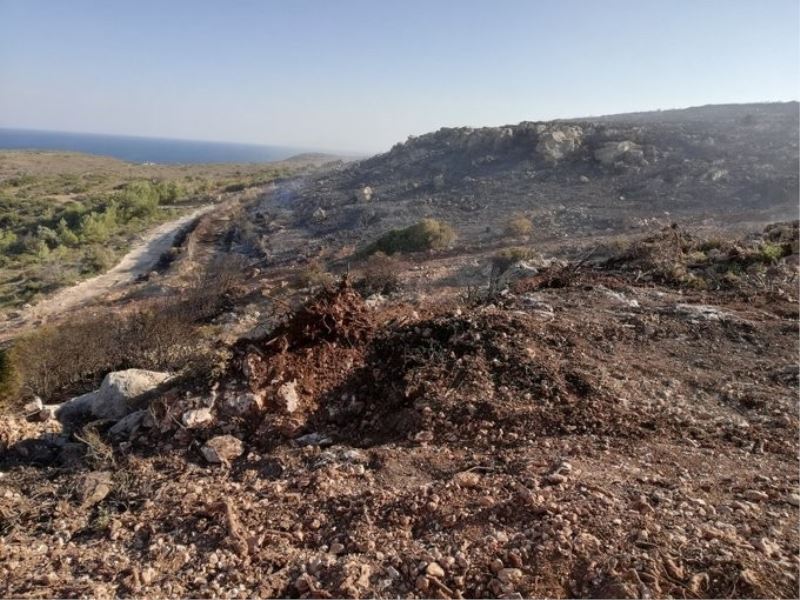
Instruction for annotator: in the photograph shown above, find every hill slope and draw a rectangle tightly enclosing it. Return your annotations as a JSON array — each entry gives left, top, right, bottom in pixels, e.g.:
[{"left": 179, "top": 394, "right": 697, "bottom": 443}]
[{"left": 282, "top": 102, "right": 798, "bottom": 247}]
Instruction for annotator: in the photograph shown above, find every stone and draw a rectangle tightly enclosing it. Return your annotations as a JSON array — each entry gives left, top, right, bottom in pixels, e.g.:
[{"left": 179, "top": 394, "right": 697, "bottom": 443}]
[
  {"left": 201, "top": 435, "right": 244, "bottom": 464},
  {"left": 295, "top": 432, "right": 333, "bottom": 447},
  {"left": 79, "top": 471, "right": 112, "bottom": 508},
  {"left": 109, "top": 410, "right": 146, "bottom": 438},
  {"left": 57, "top": 369, "right": 171, "bottom": 422},
  {"left": 594, "top": 140, "right": 644, "bottom": 166},
  {"left": 755, "top": 537, "right": 781, "bottom": 557},
  {"left": 275, "top": 380, "right": 299, "bottom": 413},
  {"left": 223, "top": 391, "right": 263, "bottom": 415},
  {"left": 545, "top": 473, "right": 567, "bottom": 485},
  {"left": 312, "top": 207, "right": 327, "bottom": 222},
  {"left": 786, "top": 493, "right": 800, "bottom": 507},
  {"left": 425, "top": 562, "right": 445, "bottom": 578},
  {"left": 674, "top": 303, "right": 728, "bottom": 321},
  {"left": 414, "top": 430, "right": 434, "bottom": 442},
  {"left": 182, "top": 407, "right": 214, "bottom": 429},
  {"left": 330, "top": 542, "right": 345, "bottom": 554},
  {"left": 742, "top": 489, "right": 769, "bottom": 502},
  {"left": 23, "top": 397, "right": 43, "bottom": 415},
  {"left": 498, "top": 568, "right": 524, "bottom": 584},
  {"left": 33, "top": 407, "right": 53, "bottom": 422},
  {"left": 535, "top": 126, "right": 583, "bottom": 161},
  {"left": 432, "top": 174, "right": 445, "bottom": 190},
  {"left": 454, "top": 471, "right": 481, "bottom": 488},
  {"left": 354, "top": 186, "right": 374, "bottom": 202}
]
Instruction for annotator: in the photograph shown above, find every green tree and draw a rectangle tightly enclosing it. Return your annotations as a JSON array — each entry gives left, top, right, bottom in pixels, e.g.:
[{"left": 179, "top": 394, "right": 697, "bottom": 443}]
[{"left": 56, "top": 218, "right": 80, "bottom": 246}]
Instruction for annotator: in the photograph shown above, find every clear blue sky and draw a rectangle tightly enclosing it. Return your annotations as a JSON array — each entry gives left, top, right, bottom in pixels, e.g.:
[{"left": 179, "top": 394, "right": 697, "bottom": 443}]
[{"left": 1, "top": 0, "right": 798, "bottom": 153}]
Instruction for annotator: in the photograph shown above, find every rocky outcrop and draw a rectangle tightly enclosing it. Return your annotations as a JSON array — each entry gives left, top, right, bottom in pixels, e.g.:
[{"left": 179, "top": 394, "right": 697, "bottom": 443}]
[
  {"left": 56, "top": 369, "right": 172, "bottom": 423},
  {"left": 353, "top": 186, "right": 373, "bottom": 202},
  {"left": 594, "top": 140, "right": 644, "bottom": 166},
  {"left": 534, "top": 125, "right": 583, "bottom": 161}
]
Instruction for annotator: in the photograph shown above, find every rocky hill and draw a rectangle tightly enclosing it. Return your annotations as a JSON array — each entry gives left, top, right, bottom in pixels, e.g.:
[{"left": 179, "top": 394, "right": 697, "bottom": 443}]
[{"left": 284, "top": 102, "right": 798, "bottom": 247}]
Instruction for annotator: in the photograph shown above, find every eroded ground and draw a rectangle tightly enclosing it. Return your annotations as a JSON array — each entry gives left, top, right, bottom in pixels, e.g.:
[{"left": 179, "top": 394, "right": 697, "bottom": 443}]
[{"left": 1, "top": 240, "right": 798, "bottom": 597}]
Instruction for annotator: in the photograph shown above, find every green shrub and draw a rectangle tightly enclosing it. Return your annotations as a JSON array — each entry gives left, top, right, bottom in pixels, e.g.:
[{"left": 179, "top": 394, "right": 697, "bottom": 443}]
[
  {"left": 82, "top": 245, "right": 116, "bottom": 274},
  {"left": 0, "top": 230, "right": 18, "bottom": 252},
  {"left": 57, "top": 218, "right": 80, "bottom": 247},
  {"left": 364, "top": 218, "right": 456, "bottom": 255},
  {"left": 505, "top": 213, "right": 533, "bottom": 238},
  {"left": 759, "top": 242, "right": 785, "bottom": 263}
]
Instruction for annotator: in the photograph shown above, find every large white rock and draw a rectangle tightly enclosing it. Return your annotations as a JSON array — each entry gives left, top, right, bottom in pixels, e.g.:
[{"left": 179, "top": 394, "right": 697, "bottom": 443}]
[
  {"left": 594, "top": 141, "right": 644, "bottom": 165},
  {"left": 57, "top": 369, "right": 171, "bottom": 422},
  {"left": 353, "top": 186, "right": 373, "bottom": 202},
  {"left": 535, "top": 126, "right": 583, "bottom": 161}
]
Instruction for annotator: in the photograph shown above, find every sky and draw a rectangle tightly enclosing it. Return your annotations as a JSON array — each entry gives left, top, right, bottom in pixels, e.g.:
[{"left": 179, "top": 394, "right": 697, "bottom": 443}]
[{"left": 0, "top": 0, "right": 798, "bottom": 153}]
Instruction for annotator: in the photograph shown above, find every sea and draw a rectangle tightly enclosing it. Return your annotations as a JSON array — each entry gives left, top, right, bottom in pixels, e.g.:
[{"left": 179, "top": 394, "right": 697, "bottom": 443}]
[{"left": 0, "top": 128, "right": 309, "bottom": 164}]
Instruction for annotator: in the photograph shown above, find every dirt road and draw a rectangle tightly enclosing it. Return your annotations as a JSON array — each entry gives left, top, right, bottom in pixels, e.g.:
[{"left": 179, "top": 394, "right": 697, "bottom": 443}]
[{"left": 11, "top": 204, "right": 218, "bottom": 326}]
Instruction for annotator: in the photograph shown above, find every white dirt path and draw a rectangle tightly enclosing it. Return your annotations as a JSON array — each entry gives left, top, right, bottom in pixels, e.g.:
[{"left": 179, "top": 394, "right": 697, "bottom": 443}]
[{"left": 17, "top": 204, "right": 217, "bottom": 324}]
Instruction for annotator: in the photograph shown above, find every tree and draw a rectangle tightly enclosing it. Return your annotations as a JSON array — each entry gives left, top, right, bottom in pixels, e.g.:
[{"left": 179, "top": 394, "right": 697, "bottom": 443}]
[{"left": 57, "top": 218, "right": 79, "bottom": 247}]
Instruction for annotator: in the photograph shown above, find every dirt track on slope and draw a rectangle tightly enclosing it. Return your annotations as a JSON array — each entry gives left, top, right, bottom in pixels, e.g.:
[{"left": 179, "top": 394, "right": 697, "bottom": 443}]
[{"left": 5, "top": 204, "right": 217, "bottom": 331}]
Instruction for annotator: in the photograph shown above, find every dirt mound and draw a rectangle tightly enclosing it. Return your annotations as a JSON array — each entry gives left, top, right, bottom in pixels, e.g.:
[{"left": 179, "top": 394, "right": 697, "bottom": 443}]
[
  {"left": 223, "top": 281, "right": 378, "bottom": 441},
  {"left": 309, "top": 308, "right": 634, "bottom": 447}
]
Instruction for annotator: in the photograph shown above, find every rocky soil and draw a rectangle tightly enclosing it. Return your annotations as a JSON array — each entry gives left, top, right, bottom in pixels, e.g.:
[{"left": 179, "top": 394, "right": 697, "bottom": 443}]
[{"left": 1, "top": 223, "right": 798, "bottom": 599}]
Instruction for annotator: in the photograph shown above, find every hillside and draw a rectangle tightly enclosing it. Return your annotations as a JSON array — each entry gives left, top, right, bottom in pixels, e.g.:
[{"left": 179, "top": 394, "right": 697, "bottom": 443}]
[{"left": 282, "top": 102, "right": 797, "bottom": 247}]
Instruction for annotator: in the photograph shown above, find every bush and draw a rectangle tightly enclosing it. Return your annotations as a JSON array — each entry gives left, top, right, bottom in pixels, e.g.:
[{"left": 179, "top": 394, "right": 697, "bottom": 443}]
[
  {"left": 3, "top": 258, "right": 246, "bottom": 402},
  {"left": 295, "top": 259, "right": 335, "bottom": 289},
  {"left": 491, "top": 246, "right": 536, "bottom": 275},
  {"left": 354, "top": 252, "right": 404, "bottom": 296},
  {"left": 505, "top": 214, "right": 533, "bottom": 238},
  {"left": 364, "top": 218, "right": 456, "bottom": 255},
  {"left": 0, "top": 348, "right": 21, "bottom": 409},
  {"left": 759, "top": 242, "right": 786, "bottom": 263},
  {"left": 83, "top": 245, "right": 116, "bottom": 274}
]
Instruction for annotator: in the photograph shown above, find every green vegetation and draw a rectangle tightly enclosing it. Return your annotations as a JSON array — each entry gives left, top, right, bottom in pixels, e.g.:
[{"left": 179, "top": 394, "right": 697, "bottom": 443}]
[
  {"left": 505, "top": 213, "right": 533, "bottom": 238},
  {"left": 0, "top": 151, "right": 294, "bottom": 309},
  {"left": 363, "top": 218, "right": 456, "bottom": 256},
  {"left": 758, "top": 241, "right": 786, "bottom": 263}
]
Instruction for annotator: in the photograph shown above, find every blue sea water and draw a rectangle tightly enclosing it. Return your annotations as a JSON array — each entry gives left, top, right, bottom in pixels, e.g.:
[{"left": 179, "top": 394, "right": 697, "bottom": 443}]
[{"left": 0, "top": 128, "right": 309, "bottom": 164}]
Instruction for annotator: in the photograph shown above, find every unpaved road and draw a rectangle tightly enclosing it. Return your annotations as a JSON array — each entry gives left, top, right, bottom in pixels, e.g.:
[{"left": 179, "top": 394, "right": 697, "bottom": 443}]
[{"left": 8, "top": 204, "right": 217, "bottom": 327}]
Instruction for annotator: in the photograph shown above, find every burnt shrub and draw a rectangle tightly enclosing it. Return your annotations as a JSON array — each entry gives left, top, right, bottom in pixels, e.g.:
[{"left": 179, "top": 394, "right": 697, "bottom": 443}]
[
  {"left": 4, "top": 255, "right": 247, "bottom": 402},
  {"left": 353, "top": 252, "right": 404, "bottom": 296}
]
